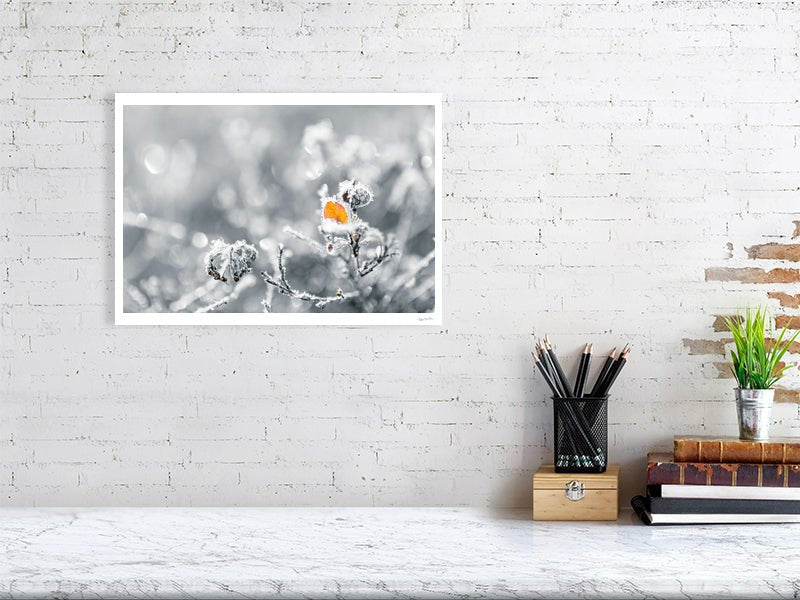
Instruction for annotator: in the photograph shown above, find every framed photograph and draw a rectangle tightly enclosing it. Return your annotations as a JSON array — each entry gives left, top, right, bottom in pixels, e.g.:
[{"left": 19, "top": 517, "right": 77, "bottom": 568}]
[{"left": 115, "top": 92, "right": 442, "bottom": 326}]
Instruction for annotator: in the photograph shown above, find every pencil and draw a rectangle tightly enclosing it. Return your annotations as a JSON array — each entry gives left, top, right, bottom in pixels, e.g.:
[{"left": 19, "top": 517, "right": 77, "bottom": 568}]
[
  {"left": 572, "top": 343, "right": 586, "bottom": 397},
  {"left": 535, "top": 342, "right": 556, "bottom": 391},
  {"left": 532, "top": 351, "right": 562, "bottom": 398},
  {"left": 539, "top": 340, "right": 568, "bottom": 397},
  {"left": 598, "top": 345, "right": 630, "bottom": 397},
  {"left": 535, "top": 342, "right": 548, "bottom": 374},
  {"left": 544, "top": 335, "right": 572, "bottom": 398},
  {"left": 599, "top": 343, "right": 629, "bottom": 394},
  {"left": 589, "top": 347, "right": 616, "bottom": 398},
  {"left": 573, "top": 343, "right": 591, "bottom": 398}
]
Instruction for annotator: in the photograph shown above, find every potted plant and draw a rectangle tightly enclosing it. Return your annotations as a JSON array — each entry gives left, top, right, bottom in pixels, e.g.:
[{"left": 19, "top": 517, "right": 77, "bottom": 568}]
[{"left": 724, "top": 307, "right": 799, "bottom": 441}]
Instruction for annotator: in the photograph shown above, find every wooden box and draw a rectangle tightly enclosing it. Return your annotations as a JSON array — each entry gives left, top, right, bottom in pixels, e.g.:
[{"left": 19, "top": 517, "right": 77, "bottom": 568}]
[{"left": 533, "top": 465, "right": 619, "bottom": 521}]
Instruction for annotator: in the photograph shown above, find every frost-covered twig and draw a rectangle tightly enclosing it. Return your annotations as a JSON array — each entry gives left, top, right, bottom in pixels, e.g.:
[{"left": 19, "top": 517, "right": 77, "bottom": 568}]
[
  {"left": 194, "top": 274, "right": 257, "bottom": 313},
  {"left": 322, "top": 202, "right": 397, "bottom": 278},
  {"left": 277, "top": 242, "right": 289, "bottom": 285},
  {"left": 261, "top": 244, "right": 358, "bottom": 309},
  {"left": 359, "top": 243, "right": 399, "bottom": 277},
  {"left": 262, "top": 283, "right": 276, "bottom": 313},
  {"left": 284, "top": 226, "right": 327, "bottom": 256}
]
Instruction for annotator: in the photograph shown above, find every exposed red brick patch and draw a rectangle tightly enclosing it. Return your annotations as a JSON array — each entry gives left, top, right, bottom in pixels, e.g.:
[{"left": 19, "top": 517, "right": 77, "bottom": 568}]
[
  {"left": 747, "top": 243, "right": 800, "bottom": 261},
  {"left": 776, "top": 389, "right": 800, "bottom": 404},
  {"left": 714, "top": 361, "right": 793, "bottom": 379},
  {"left": 769, "top": 292, "right": 800, "bottom": 308},
  {"left": 714, "top": 316, "right": 800, "bottom": 344},
  {"left": 775, "top": 315, "right": 800, "bottom": 330},
  {"left": 713, "top": 315, "right": 738, "bottom": 332},
  {"left": 766, "top": 338, "right": 800, "bottom": 354},
  {"left": 681, "top": 337, "right": 798, "bottom": 355},
  {"left": 682, "top": 338, "right": 728, "bottom": 355},
  {"left": 705, "top": 267, "right": 800, "bottom": 284},
  {"left": 714, "top": 362, "right": 734, "bottom": 379}
]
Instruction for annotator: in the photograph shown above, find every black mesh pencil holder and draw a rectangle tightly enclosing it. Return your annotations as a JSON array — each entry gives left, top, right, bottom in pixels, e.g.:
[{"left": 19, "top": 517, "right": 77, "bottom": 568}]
[{"left": 553, "top": 396, "right": 608, "bottom": 473}]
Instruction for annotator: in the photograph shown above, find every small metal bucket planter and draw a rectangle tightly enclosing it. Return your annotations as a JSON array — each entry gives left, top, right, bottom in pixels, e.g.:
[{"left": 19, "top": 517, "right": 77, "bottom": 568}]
[{"left": 735, "top": 388, "right": 774, "bottom": 441}]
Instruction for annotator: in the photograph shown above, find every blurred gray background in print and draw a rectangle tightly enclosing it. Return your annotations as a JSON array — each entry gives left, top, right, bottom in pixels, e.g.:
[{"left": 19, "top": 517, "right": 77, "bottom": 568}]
[{"left": 121, "top": 103, "right": 436, "bottom": 315}]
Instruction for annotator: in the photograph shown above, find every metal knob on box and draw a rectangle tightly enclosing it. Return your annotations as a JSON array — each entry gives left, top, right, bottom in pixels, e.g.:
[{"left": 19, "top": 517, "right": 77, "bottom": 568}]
[{"left": 564, "top": 480, "right": 585, "bottom": 501}]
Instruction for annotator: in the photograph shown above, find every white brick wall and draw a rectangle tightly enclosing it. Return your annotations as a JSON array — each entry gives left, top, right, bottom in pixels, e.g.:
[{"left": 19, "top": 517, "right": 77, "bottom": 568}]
[{"left": 2, "top": 0, "right": 800, "bottom": 507}]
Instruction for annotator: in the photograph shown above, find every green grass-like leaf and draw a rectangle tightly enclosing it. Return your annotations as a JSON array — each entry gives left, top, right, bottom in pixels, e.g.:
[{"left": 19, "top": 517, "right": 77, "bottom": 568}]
[{"left": 724, "top": 307, "right": 800, "bottom": 390}]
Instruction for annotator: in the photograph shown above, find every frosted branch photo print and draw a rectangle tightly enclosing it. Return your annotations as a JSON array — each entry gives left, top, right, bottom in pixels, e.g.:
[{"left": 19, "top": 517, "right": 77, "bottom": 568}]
[{"left": 115, "top": 93, "right": 442, "bottom": 325}]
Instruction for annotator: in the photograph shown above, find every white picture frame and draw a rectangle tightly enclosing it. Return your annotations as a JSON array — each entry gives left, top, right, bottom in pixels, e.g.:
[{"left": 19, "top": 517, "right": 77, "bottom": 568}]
[{"left": 115, "top": 92, "right": 442, "bottom": 326}]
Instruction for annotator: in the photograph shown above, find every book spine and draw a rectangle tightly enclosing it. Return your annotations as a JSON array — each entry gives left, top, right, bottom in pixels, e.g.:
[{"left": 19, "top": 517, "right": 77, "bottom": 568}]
[
  {"left": 647, "top": 461, "right": 800, "bottom": 487},
  {"left": 648, "top": 496, "right": 800, "bottom": 514},
  {"left": 674, "top": 439, "right": 800, "bottom": 464}
]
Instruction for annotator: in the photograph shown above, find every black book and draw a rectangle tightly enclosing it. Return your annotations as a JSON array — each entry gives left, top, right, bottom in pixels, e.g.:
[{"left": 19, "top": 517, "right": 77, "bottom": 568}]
[
  {"left": 631, "top": 495, "right": 800, "bottom": 525},
  {"left": 648, "top": 494, "right": 800, "bottom": 514}
]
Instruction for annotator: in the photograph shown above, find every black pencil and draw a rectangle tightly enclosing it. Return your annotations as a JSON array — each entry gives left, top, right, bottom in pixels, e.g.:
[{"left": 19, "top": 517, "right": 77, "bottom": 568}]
[
  {"left": 535, "top": 342, "right": 549, "bottom": 374},
  {"left": 598, "top": 343, "right": 628, "bottom": 394},
  {"left": 589, "top": 347, "right": 616, "bottom": 397},
  {"left": 539, "top": 342, "right": 568, "bottom": 398},
  {"left": 598, "top": 345, "right": 630, "bottom": 397},
  {"left": 573, "top": 343, "right": 591, "bottom": 398},
  {"left": 544, "top": 335, "right": 572, "bottom": 397},
  {"left": 572, "top": 343, "right": 586, "bottom": 397},
  {"left": 535, "top": 342, "right": 554, "bottom": 386},
  {"left": 532, "top": 351, "right": 562, "bottom": 398},
  {"left": 538, "top": 340, "right": 567, "bottom": 397}
]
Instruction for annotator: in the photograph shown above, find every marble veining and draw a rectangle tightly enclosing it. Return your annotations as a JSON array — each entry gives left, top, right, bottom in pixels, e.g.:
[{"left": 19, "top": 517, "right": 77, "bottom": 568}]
[{"left": 1, "top": 508, "right": 798, "bottom": 599}]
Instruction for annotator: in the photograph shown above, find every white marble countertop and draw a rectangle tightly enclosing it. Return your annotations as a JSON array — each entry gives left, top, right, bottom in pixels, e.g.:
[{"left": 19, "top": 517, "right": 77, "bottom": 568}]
[{"left": 0, "top": 507, "right": 798, "bottom": 599}]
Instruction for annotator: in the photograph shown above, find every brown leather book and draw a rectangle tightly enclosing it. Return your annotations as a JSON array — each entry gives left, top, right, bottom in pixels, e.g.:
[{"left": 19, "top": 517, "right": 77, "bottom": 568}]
[
  {"left": 648, "top": 452, "right": 800, "bottom": 487},
  {"left": 674, "top": 436, "right": 800, "bottom": 464}
]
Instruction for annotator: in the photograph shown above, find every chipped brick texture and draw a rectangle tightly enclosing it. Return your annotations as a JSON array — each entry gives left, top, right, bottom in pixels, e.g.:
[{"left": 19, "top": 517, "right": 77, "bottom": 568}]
[{"left": 2, "top": 0, "right": 800, "bottom": 507}]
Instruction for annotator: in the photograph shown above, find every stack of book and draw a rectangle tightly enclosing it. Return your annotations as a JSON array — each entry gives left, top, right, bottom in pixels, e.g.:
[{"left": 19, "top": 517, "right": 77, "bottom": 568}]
[{"left": 632, "top": 435, "right": 800, "bottom": 525}]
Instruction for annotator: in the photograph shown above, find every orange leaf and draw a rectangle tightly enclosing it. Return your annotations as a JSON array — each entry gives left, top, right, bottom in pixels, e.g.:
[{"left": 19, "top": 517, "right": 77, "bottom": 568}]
[{"left": 323, "top": 201, "right": 348, "bottom": 224}]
